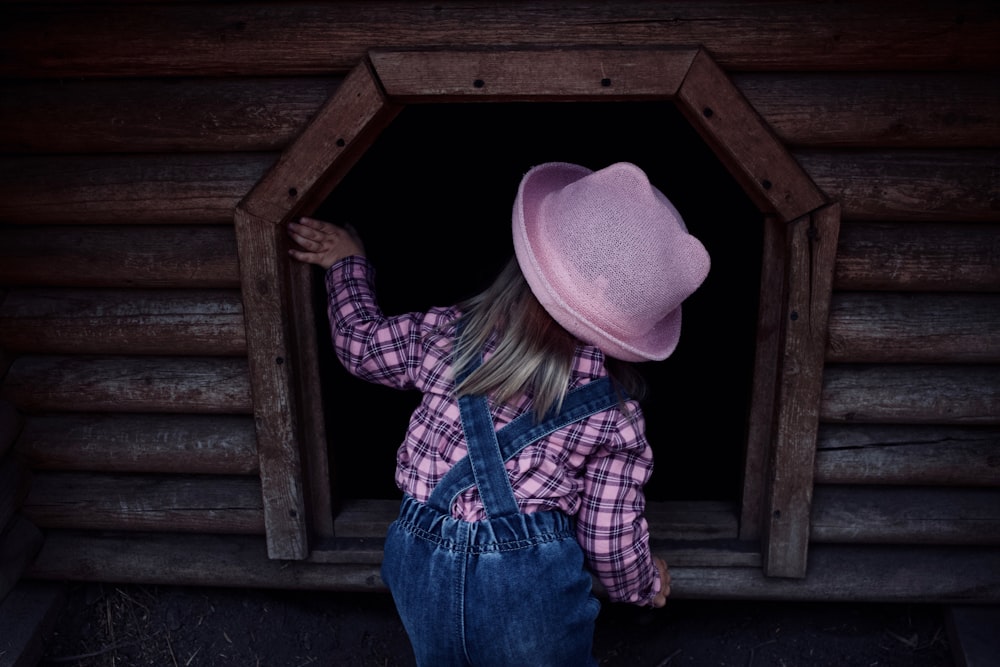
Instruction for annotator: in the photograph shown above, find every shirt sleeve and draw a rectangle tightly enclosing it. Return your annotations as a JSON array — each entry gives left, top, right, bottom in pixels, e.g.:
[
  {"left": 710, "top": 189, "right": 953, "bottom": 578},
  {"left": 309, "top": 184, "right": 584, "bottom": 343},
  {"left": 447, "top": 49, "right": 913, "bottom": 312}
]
[
  {"left": 576, "top": 403, "right": 662, "bottom": 606},
  {"left": 324, "top": 255, "right": 450, "bottom": 391}
]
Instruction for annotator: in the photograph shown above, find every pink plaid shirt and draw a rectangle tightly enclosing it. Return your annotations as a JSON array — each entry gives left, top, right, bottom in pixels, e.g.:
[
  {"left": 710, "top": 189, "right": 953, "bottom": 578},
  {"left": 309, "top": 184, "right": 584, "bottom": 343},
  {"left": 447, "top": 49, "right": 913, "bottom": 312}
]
[{"left": 326, "top": 256, "right": 661, "bottom": 605}]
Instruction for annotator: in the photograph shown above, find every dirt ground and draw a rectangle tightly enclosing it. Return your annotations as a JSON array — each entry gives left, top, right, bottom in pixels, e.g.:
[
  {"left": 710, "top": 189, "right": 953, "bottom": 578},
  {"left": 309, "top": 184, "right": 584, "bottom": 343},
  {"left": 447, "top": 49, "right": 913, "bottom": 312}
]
[{"left": 37, "top": 582, "right": 954, "bottom": 667}]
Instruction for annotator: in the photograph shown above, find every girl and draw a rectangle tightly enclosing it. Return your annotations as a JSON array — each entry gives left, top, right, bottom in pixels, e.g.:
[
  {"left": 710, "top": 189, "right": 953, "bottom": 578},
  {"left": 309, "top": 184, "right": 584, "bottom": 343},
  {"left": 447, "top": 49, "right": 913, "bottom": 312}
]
[{"left": 288, "top": 161, "right": 710, "bottom": 667}]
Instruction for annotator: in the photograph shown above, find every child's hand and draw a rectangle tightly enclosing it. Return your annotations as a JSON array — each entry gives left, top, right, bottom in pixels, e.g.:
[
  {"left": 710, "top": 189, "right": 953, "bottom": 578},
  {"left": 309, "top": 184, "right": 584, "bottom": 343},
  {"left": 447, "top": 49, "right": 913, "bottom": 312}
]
[
  {"left": 650, "top": 556, "right": 671, "bottom": 608},
  {"left": 287, "top": 217, "right": 365, "bottom": 270}
]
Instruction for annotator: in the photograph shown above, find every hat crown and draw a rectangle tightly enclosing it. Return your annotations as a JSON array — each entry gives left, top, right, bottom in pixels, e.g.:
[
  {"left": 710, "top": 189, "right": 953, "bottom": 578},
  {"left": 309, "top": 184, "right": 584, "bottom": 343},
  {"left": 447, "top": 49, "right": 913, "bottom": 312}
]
[{"left": 513, "top": 161, "right": 711, "bottom": 361}]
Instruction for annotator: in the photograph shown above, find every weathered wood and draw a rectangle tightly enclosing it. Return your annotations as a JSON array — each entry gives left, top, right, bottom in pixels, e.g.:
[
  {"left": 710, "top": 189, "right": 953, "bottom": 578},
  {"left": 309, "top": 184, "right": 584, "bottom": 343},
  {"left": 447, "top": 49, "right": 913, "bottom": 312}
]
[
  {"left": 827, "top": 292, "right": 1000, "bottom": 363},
  {"left": 811, "top": 487, "right": 1000, "bottom": 545},
  {"left": 0, "top": 516, "right": 43, "bottom": 603},
  {"left": 1, "top": 355, "right": 253, "bottom": 414},
  {"left": 15, "top": 413, "right": 258, "bottom": 475},
  {"left": 740, "top": 215, "right": 784, "bottom": 540},
  {"left": 234, "top": 209, "right": 310, "bottom": 560},
  {"left": 0, "top": 288, "right": 247, "bottom": 356},
  {"left": 796, "top": 150, "right": 1000, "bottom": 222},
  {"left": 0, "top": 78, "right": 339, "bottom": 154},
  {"left": 834, "top": 222, "right": 1000, "bottom": 292},
  {"left": 734, "top": 72, "right": 1000, "bottom": 148},
  {"left": 22, "top": 472, "right": 265, "bottom": 534},
  {"left": 0, "top": 582, "right": 66, "bottom": 667},
  {"left": 765, "top": 203, "right": 841, "bottom": 578},
  {"left": 2, "top": 2, "right": 996, "bottom": 79},
  {"left": 815, "top": 424, "right": 1000, "bottom": 487},
  {"left": 677, "top": 49, "right": 825, "bottom": 222},
  {"left": 25, "top": 531, "right": 1000, "bottom": 602},
  {"left": 0, "top": 154, "right": 273, "bottom": 225},
  {"left": 821, "top": 364, "right": 1000, "bottom": 425},
  {"left": 370, "top": 47, "right": 697, "bottom": 101},
  {"left": 0, "top": 224, "right": 241, "bottom": 288}
]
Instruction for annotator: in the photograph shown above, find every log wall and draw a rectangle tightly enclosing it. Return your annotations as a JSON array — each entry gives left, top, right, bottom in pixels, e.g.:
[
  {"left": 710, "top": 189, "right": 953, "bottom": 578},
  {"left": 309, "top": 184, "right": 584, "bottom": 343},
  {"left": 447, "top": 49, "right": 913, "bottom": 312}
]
[{"left": 0, "top": 0, "right": 997, "bottom": 601}]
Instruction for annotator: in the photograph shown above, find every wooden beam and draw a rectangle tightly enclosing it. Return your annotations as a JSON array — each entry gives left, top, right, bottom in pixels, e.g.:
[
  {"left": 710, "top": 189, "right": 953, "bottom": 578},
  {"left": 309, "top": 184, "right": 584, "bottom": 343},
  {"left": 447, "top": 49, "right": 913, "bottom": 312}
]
[
  {"left": 815, "top": 424, "right": 1000, "bottom": 487},
  {"left": 0, "top": 288, "right": 246, "bottom": 356},
  {"left": 1, "top": 355, "right": 252, "bottom": 414},
  {"left": 676, "top": 49, "right": 826, "bottom": 222},
  {"left": 764, "top": 203, "right": 841, "bottom": 578},
  {"left": 827, "top": 292, "right": 1000, "bottom": 364},
  {"left": 821, "top": 364, "right": 1000, "bottom": 425},
  {"left": 22, "top": 473, "right": 265, "bottom": 534},
  {"left": 0, "top": 154, "right": 273, "bottom": 225},
  {"left": 25, "top": 531, "right": 1000, "bottom": 602},
  {"left": 834, "top": 222, "right": 1000, "bottom": 292},
  {"left": 16, "top": 413, "right": 258, "bottom": 475},
  {"left": 0, "top": 224, "right": 241, "bottom": 289},
  {"left": 370, "top": 47, "right": 697, "bottom": 101}
]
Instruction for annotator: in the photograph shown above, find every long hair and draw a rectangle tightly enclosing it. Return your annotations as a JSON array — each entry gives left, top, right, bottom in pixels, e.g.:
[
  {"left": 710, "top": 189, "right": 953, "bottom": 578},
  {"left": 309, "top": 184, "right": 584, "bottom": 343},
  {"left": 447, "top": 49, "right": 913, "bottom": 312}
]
[{"left": 453, "top": 257, "right": 645, "bottom": 420}]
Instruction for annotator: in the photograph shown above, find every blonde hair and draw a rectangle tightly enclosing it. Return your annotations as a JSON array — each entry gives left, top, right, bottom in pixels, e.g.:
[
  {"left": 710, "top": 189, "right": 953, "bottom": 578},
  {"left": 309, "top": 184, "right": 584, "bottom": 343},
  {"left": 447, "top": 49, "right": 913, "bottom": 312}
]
[{"left": 453, "top": 257, "right": 645, "bottom": 420}]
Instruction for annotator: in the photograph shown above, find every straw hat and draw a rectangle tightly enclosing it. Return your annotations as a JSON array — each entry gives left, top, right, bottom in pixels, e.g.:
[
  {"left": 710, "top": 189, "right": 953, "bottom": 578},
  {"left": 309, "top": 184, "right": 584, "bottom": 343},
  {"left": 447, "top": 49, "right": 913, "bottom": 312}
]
[{"left": 512, "top": 162, "right": 710, "bottom": 362}]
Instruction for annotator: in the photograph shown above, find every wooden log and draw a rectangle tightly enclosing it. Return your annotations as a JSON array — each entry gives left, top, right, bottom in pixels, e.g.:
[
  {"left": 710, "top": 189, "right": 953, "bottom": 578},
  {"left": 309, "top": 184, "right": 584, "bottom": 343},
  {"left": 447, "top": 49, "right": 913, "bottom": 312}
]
[
  {"left": 0, "top": 77, "right": 339, "bottom": 154},
  {"left": 22, "top": 472, "right": 265, "bottom": 534},
  {"left": 0, "top": 582, "right": 66, "bottom": 667},
  {"left": 0, "top": 516, "right": 43, "bottom": 603},
  {"left": 15, "top": 413, "right": 258, "bottom": 475},
  {"left": 815, "top": 424, "right": 1000, "bottom": 487},
  {"left": 820, "top": 364, "right": 1000, "bottom": 425},
  {"left": 25, "top": 531, "right": 1000, "bottom": 602},
  {"left": 0, "top": 224, "right": 241, "bottom": 288},
  {"left": 826, "top": 292, "right": 1000, "bottom": 363},
  {"left": 1, "top": 355, "right": 253, "bottom": 414},
  {"left": 370, "top": 47, "right": 696, "bottom": 101},
  {"left": 1, "top": 2, "right": 995, "bottom": 78},
  {"left": 834, "top": 221, "right": 1000, "bottom": 292},
  {"left": 733, "top": 72, "right": 1000, "bottom": 148},
  {"left": 0, "top": 288, "right": 247, "bottom": 356},
  {"left": 0, "top": 154, "right": 274, "bottom": 225},
  {"left": 811, "top": 486, "right": 1000, "bottom": 545},
  {"left": 795, "top": 149, "right": 1000, "bottom": 222}
]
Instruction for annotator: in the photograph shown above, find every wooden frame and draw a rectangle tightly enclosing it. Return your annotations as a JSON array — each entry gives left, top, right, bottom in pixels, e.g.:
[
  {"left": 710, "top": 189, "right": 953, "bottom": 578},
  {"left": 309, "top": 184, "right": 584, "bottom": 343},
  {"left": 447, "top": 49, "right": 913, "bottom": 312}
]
[{"left": 235, "top": 47, "right": 837, "bottom": 577}]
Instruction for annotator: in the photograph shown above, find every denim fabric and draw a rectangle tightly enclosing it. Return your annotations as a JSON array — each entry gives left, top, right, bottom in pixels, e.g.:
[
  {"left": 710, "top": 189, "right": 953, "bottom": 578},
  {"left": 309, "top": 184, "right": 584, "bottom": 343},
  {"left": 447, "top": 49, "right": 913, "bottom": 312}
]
[{"left": 382, "top": 495, "right": 600, "bottom": 666}]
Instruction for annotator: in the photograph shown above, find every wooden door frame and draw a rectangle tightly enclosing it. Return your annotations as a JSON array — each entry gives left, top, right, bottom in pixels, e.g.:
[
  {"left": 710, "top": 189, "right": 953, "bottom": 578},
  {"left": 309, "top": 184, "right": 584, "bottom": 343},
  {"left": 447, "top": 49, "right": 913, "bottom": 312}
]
[{"left": 235, "top": 46, "right": 839, "bottom": 578}]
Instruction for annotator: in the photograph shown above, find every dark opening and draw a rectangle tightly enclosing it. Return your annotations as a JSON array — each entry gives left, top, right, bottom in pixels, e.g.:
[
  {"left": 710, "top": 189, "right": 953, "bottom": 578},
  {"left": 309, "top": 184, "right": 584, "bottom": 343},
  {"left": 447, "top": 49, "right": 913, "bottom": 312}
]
[{"left": 313, "top": 101, "right": 762, "bottom": 504}]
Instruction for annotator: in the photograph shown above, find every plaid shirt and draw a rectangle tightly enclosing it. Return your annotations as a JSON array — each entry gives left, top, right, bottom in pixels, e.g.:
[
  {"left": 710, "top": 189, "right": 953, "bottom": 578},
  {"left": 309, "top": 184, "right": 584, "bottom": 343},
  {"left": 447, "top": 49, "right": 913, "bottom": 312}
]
[{"left": 326, "top": 256, "right": 661, "bottom": 605}]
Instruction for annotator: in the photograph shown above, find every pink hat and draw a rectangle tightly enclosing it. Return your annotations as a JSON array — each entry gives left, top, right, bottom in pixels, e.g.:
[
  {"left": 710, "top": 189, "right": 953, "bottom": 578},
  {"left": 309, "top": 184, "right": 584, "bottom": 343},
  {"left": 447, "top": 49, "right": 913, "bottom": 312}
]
[{"left": 512, "top": 162, "right": 710, "bottom": 361}]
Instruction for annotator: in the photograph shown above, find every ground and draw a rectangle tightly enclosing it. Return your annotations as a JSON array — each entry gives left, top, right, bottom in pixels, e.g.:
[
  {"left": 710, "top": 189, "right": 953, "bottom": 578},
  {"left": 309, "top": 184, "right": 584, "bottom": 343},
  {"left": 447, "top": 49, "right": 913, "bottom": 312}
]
[{"left": 38, "top": 583, "right": 954, "bottom": 666}]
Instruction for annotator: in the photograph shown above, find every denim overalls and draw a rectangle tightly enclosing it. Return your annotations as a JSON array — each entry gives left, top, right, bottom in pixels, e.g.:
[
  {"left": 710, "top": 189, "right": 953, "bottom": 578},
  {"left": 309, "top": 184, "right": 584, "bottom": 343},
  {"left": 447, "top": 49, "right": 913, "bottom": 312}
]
[{"left": 381, "top": 349, "right": 621, "bottom": 667}]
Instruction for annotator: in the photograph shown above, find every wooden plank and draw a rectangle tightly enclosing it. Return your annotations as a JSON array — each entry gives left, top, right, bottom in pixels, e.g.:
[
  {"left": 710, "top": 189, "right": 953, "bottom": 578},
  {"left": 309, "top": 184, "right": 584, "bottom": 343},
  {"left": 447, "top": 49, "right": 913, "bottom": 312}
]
[
  {"left": 22, "top": 472, "right": 265, "bottom": 534},
  {"left": 0, "top": 78, "right": 339, "bottom": 154},
  {"left": 2, "top": 2, "right": 996, "bottom": 79},
  {"left": 0, "top": 224, "right": 241, "bottom": 289},
  {"left": 233, "top": 209, "right": 309, "bottom": 559},
  {"left": 827, "top": 292, "right": 1000, "bottom": 363},
  {"left": 734, "top": 72, "right": 1000, "bottom": 148},
  {"left": 370, "top": 47, "right": 697, "bottom": 101},
  {"left": 811, "top": 487, "right": 1000, "bottom": 545},
  {"left": 796, "top": 149, "right": 1000, "bottom": 222},
  {"left": 740, "top": 215, "right": 784, "bottom": 540},
  {"left": 765, "top": 203, "right": 841, "bottom": 578},
  {"left": 821, "top": 364, "right": 1000, "bottom": 425},
  {"left": 815, "top": 424, "right": 1000, "bottom": 487},
  {"left": 0, "top": 582, "right": 66, "bottom": 667},
  {"left": 0, "top": 516, "right": 43, "bottom": 603},
  {"left": 25, "top": 531, "right": 1000, "bottom": 602},
  {"left": 677, "top": 49, "right": 826, "bottom": 222},
  {"left": 1, "top": 355, "right": 253, "bottom": 414},
  {"left": 15, "top": 413, "right": 258, "bottom": 475},
  {"left": 0, "top": 154, "right": 273, "bottom": 225},
  {"left": 834, "top": 222, "right": 1000, "bottom": 292},
  {"left": 240, "top": 59, "right": 401, "bottom": 223},
  {"left": 0, "top": 288, "right": 247, "bottom": 356}
]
